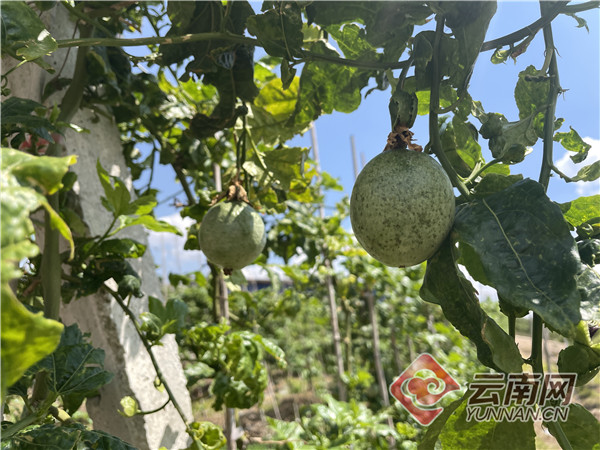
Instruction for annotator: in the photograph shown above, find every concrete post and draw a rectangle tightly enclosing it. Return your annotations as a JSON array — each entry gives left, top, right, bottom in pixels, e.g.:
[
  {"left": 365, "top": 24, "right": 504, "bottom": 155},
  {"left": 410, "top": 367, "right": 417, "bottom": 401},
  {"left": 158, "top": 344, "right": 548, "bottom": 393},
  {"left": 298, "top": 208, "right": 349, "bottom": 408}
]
[{"left": 3, "top": 5, "right": 193, "bottom": 449}]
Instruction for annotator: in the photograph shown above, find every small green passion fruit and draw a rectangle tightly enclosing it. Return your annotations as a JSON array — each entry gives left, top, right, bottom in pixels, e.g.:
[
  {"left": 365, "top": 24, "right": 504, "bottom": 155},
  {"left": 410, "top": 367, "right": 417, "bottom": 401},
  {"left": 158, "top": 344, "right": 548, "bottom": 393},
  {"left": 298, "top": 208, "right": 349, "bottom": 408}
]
[
  {"left": 350, "top": 148, "right": 455, "bottom": 267},
  {"left": 199, "top": 201, "right": 266, "bottom": 271}
]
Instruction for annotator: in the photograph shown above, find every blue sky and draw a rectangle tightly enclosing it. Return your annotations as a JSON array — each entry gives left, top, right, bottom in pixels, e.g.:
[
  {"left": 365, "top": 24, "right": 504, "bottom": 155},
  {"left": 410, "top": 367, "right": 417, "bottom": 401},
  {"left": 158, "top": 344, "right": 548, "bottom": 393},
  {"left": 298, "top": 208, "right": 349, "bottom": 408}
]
[{"left": 131, "top": 3, "right": 600, "bottom": 277}]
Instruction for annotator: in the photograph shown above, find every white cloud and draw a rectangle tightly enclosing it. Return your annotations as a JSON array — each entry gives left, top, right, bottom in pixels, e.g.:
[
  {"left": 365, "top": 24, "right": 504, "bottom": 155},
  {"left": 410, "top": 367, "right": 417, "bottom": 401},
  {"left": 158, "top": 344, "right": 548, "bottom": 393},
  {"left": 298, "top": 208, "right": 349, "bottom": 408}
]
[{"left": 555, "top": 137, "right": 600, "bottom": 196}]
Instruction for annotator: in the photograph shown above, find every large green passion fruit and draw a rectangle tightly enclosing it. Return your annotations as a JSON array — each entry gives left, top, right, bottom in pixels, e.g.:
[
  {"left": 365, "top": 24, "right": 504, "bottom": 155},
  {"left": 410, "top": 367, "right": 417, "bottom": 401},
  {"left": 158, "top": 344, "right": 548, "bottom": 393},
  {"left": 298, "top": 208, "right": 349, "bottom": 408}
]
[
  {"left": 199, "top": 201, "right": 266, "bottom": 271},
  {"left": 350, "top": 148, "right": 455, "bottom": 267}
]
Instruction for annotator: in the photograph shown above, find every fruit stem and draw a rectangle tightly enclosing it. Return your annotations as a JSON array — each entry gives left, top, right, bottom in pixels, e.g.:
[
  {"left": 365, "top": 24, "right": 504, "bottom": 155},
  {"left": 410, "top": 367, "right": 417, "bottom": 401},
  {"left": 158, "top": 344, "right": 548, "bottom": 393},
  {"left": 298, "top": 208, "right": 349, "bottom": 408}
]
[{"left": 429, "top": 15, "right": 471, "bottom": 200}]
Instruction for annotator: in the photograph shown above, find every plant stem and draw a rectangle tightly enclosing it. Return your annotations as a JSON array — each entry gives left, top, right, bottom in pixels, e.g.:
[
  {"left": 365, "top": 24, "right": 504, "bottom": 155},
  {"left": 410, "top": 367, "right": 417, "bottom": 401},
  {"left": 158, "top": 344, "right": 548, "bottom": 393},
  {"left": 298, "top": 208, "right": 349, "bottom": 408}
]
[
  {"left": 428, "top": 15, "right": 471, "bottom": 199},
  {"left": 530, "top": 313, "right": 544, "bottom": 374},
  {"left": 561, "top": 1, "right": 600, "bottom": 13},
  {"left": 535, "top": 6, "right": 574, "bottom": 449},
  {"left": 32, "top": 24, "right": 92, "bottom": 405},
  {"left": 173, "top": 164, "right": 196, "bottom": 205},
  {"left": 548, "top": 419, "right": 574, "bottom": 450},
  {"left": 508, "top": 314, "right": 516, "bottom": 339},
  {"left": 55, "top": 31, "right": 411, "bottom": 71},
  {"left": 538, "top": 4, "right": 561, "bottom": 191},
  {"left": 137, "top": 398, "right": 171, "bottom": 415},
  {"left": 104, "top": 286, "right": 191, "bottom": 430},
  {"left": 2, "top": 396, "right": 56, "bottom": 439},
  {"left": 1, "top": 410, "right": 41, "bottom": 439},
  {"left": 480, "top": 2, "right": 568, "bottom": 52},
  {"left": 465, "top": 158, "right": 502, "bottom": 185},
  {"left": 61, "top": 1, "right": 114, "bottom": 37}
]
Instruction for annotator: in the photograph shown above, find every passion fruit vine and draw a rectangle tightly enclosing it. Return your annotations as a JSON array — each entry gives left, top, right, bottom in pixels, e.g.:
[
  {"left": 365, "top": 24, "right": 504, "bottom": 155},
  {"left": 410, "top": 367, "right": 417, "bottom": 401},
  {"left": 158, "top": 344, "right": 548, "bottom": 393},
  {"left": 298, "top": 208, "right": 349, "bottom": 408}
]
[
  {"left": 350, "top": 148, "right": 455, "bottom": 267},
  {"left": 199, "top": 200, "right": 266, "bottom": 273}
]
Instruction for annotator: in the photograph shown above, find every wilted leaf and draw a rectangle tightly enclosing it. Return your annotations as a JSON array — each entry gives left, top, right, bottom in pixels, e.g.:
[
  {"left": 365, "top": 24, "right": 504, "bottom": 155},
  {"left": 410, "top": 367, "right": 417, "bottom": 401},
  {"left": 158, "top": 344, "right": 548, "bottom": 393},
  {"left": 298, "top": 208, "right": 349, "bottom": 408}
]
[{"left": 554, "top": 127, "right": 592, "bottom": 163}]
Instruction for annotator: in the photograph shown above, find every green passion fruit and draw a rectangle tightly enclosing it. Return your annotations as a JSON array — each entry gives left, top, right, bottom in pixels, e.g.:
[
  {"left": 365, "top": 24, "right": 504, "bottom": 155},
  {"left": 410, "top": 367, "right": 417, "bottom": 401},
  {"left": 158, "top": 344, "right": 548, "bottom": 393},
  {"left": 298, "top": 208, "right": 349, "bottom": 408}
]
[
  {"left": 350, "top": 148, "right": 455, "bottom": 267},
  {"left": 199, "top": 201, "right": 266, "bottom": 271}
]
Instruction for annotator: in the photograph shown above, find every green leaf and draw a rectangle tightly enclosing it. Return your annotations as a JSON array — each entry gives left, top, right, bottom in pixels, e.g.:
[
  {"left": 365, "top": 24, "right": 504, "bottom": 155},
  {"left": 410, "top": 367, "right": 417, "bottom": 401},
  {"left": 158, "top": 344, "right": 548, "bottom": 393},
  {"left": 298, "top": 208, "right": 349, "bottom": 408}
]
[
  {"left": 292, "top": 41, "right": 370, "bottom": 124},
  {"left": 454, "top": 179, "right": 581, "bottom": 338},
  {"left": 439, "top": 115, "right": 483, "bottom": 177},
  {"left": 560, "top": 195, "right": 600, "bottom": 231},
  {"left": 254, "top": 77, "right": 299, "bottom": 120},
  {"left": 420, "top": 237, "right": 519, "bottom": 372},
  {"left": 417, "top": 395, "right": 467, "bottom": 450},
  {"left": 96, "top": 238, "right": 146, "bottom": 258},
  {"left": 389, "top": 88, "right": 418, "bottom": 129},
  {"left": 565, "top": 12, "right": 589, "bottom": 31},
  {"left": 96, "top": 160, "right": 131, "bottom": 217},
  {"left": 471, "top": 173, "right": 523, "bottom": 199},
  {"left": 577, "top": 266, "right": 600, "bottom": 323},
  {"left": 164, "top": 298, "right": 188, "bottom": 333},
  {"left": 185, "top": 421, "right": 226, "bottom": 450},
  {"left": 262, "top": 146, "right": 308, "bottom": 190},
  {"left": 247, "top": 333, "right": 286, "bottom": 368},
  {"left": 140, "top": 312, "right": 163, "bottom": 342},
  {"left": 3, "top": 147, "right": 76, "bottom": 195},
  {"left": 554, "top": 127, "right": 592, "bottom": 163},
  {"left": 1, "top": 2, "right": 46, "bottom": 52},
  {"left": 439, "top": 400, "right": 536, "bottom": 450},
  {"left": 118, "top": 274, "right": 142, "bottom": 299},
  {"left": 306, "top": 2, "right": 431, "bottom": 61},
  {"left": 1, "top": 293, "right": 63, "bottom": 400},
  {"left": 578, "top": 239, "right": 600, "bottom": 267},
  {"left": 33, "top": 324, "right": 113, "bottom": 399},
  {"left": 114, "top": 214, "right": 182, "bottom": 235},
  {"left": 250, "top": 76, "right": 309, "bottom": 145},
  {"left": 5, "top": 422, "right": 136, "bottom": 449},
  {"left": 481, "top": 318, "right": 524, "bottom": 373},
  {"left": 491, "top": 47, "right": 511, "bottom": 64},
  {"left": 326, "top": 23, "right": 377, "bottom": 61},
  {"left": 1, "top": 148, "right": 75, "bottom": 270},
  {"left": 436, "top": 1, "right": 497, "bottom": 90},
  {"left": 148, "top": 296, "right": 188, "bottom": 335},
  {"left": 514, "top": 65, "right": 548, "bottom": 120},
  {"left": 119, "top": 396, "right": 140, "bottom": 417},
  {"left": 571, "top": 160, "right": 600, "bottom": 182},
  {"left": 411, "top": 83, "right": 458, "bottom": 116},
  {"left": 478, "top": 112, "right": 537, "bottom": 163},
  {"left": 280, "top": 58, "right": 296, "bottom": 90},
  {"left": 16, "top": 29, "right": 57, "bottom": 62},
  {"left": 126, "top": 194, "right": 158, "bottom": 215},
  {"left": 546, "top": 404, "right": 600, "bottom": 450},
  {"left": 557, "top": 343, "right": 600, "bottom": 383},
  {"left": 0, "top": 97, "right": 60, "bottom": 142},
  {"left": 247, "top": 3, "right": 303, "bottom": 59}
]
